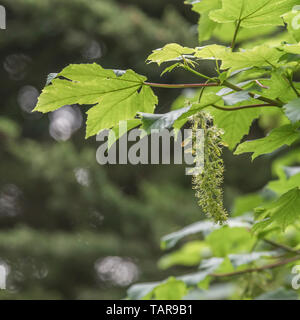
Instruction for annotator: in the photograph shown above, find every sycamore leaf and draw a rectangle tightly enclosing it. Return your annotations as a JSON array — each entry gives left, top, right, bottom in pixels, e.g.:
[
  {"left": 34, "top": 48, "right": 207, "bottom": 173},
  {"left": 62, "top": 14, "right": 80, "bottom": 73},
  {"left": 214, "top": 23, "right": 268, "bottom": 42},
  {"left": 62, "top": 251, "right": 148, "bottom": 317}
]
[
  {"left": 282, "top": 10, "right": 300, "bottom": 42},
  {"left": 220, "top": 46, "right": 283, "bottom": 72},
  {"left": 209, "top": 0, "right": 298, "bottom": 28},
  {"left": 281, "top": 43, "right": 300, "bottom": 55},
  {"left": 147, "top": 43, "right": 195, "bottom": 66},
  {"left": 127, "top": 258, "right": 223, "bottom": 300},
  {"left": 232, "top": 193, "right": 264, "bottom": 217},
  {"left": 153, "top": 277, "right": 188, "bottom": 300},
  {"left": 209, "top": 106, "right": 260, "bottom": 150},
  {"left": 107, "top": 120, "right": 142, "bottom": 150},
  {"left": 34, "top": 64, "right": 158, "bottom": 138},
  {"left": 178, "top": 257, "right": 226, "bottom": 286},
  {"left": 197, "top": 13, "right": 219, "bottom": 43},
  {"left": 284, "top": 98, "right": 300, "bottom": 124},
  {"left": 206, "top": 227, "right": 257, "bottom": 257},
  {"left": 138, "top": 106, "right": 191, "bottom": 134},
  {"left": 195, "top": 44, "right": 228, "bottom": 60},
  {"left": 268, "top": 172, "right": 300, "bottom": 195},
  {"left": 228, "top": 251, "right": 279, "bottom": 268},
  {"left": 254, "top": 187, "right": 300, "bottom": 231},
  {"left": 161, "top": 217, "right": 252, "bottom": 250},
  {"left": 127, "top": 282, "right": 161, "bottom": 300},
  {"left": 185, "top": 0, "right": 221, "bottom": 13},
  {"left": 185, "top": 0, "right": 221, "bottom": 43},
  {"left": 260, "top": 71, "right": 300, "bottom": 102},
  {"left": 221, "top": 91, "right": 252, "bottom": 105},
  {"left": 86, "top": 84, "right": 157, "bottom": 138},
  {"left": 255, "top": 287, "right": 299, "bottom": 300},
  {"left": 234, "top": 123, "right": 300, "bottom": 160},
  {"left": 272, "top": 148, "right": 300, "bottom": 179},
  {"left": 161, "top": 63, "right": 181, "bottom": 76},
  {"left": 59, "top": 63, "right": 115, "bottom": 82},
  {"left": 158, "top": 241, "right": 211, "bottom": 269}
]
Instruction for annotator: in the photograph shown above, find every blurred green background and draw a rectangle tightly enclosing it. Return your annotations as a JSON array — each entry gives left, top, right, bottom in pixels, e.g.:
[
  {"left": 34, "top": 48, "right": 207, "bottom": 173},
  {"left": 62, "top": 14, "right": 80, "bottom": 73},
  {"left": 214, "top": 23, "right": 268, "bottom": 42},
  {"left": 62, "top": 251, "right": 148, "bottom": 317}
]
[{"left": 0, "top": 0, "right": 272, "bottom": 299}]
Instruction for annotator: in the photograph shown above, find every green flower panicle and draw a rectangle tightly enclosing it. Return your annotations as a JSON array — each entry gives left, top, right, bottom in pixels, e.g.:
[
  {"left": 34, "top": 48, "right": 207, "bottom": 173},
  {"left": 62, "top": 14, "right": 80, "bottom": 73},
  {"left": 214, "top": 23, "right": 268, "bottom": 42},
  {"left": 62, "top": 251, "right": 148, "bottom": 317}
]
[{"left": 191, "top": 112, "right": 228, "bottom": 224}]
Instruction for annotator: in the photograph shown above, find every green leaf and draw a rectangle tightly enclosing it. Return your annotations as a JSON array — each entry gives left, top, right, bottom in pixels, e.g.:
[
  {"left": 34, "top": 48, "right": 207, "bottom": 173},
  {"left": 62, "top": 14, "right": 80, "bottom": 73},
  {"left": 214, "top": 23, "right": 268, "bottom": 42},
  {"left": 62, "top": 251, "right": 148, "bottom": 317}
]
[
  {"left": 195, "top": 44, "right": 228, "bottom": 60},
  {"left": 254, "top": 187, "right": 300, "bottom": 231},
  {"left": 281, "top": 43, "right": 300, "bottom": 55},
  {"left": 209, "top": 0, "right": 298, "bottom": 28},
  {"left": 185, "top": 0, "right": 222, "bottom": 43},
  {"left": 158, "top": 241, "right": 211, "bottom": 270},
  {"left": 59, "top": 63, "right": 115, "bottom": 82},
  {"left": 283, "top": 10, "right": 300, "bottom": 42},
  {"left": 272, "top": 148, "right": 300, "bottom": 179},
  {"left": 160, "top": 63, "right": 181, "bottom": 76},
  {"left": 206, "top": 227, "right": 257, "bottom": 257},
  {"left": 284, "top": 98, "right": 300, "bottom": 123},
  {"left": 228, "top": 251, "right": 278, "bottom": 268},
  {"left": 34, "top": 64, "right": 158, "bottom": 138},
  {"left": 107, "top": 120, "right": 142, "bottom": 150},
  {"left": 220, "top": 45, "right": 283, "bottom": 72},
  {"left": 138, "top": 106, "right": 191, "bottom": 134},
  {"left": 147, "top": 43, "right": 195, "bottom": 66},
  {"left": 179, "top": 257, "right": 225, "bottom": 286},
  {"left": 186, "top": 0, "right": 221, "bottom": 13},
  {"left": 128, "top": 258, "right": 224, "bottom": 300},
  {"left": 153, "top": 277, "right": 188, "bottom": 300},
  {"left": 127, "top": 282, "right": 161, "bottom": 300},
  {"left": 255, "top": 287, "right": 299, "bottom": 300},
  {"left": 267, "top": 171, "right": 300, "bottom": 195},
  {"left": 221, "top": 91, "right": 252, "bottom": 105},
  {"left": 234, "top": 123, "right": 300, "bottom": 160},
  {"left": 86, "top": 84, "right": 157, "bottom": 138},
  {"left": 260, "top": 71, "right": 300, "bottom": 102},
  {"left": 232, "top": 193, "right": 264, "bottom": 217},
  {"left": 197, "top": 13, "right": 219, "bottom": 43},
  {"left": 209, "top": 106, "right": 260, "bottom": 150},
  {"left": 161, "top": 217, "right": 252, "bottom": 250}
]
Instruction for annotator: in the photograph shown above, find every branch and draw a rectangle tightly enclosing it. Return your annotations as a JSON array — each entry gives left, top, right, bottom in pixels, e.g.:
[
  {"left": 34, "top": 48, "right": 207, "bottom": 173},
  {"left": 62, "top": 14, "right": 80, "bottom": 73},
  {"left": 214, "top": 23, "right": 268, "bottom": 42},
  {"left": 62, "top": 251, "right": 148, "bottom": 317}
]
[
  {"left": 222, "top": 80, "right": 283, "bottom": 107},
  {"left": 264, "top": 239, "right": 300, "bottom": 254},
  {"left": 182, "top": 65, "right": 283, "bottom": 107},
  {"left": 211, "top": 103, "right": 276, "bottom": 111},
  {"left": 210, "top": 255, "right": 300, "bottom": 278}
]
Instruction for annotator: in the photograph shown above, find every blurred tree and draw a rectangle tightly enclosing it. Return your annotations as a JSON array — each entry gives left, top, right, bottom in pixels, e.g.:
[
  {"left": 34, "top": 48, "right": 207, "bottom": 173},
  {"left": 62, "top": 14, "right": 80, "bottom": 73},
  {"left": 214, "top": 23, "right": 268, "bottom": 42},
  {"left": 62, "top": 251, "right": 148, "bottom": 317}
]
[
  {"left": 0, "top": 0, "right": 202, "bottom": 299},
  {"left": 0, "top": 0, "right": 273, "bottom": 299}
]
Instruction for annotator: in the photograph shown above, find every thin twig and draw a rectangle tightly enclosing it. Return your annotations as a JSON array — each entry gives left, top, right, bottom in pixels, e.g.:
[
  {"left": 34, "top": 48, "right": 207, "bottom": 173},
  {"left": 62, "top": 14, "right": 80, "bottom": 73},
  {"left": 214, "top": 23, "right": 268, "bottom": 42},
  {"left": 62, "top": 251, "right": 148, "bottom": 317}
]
[
  {"left": 223, "top": 80, "right": 283, "bottom": 107},
  {"left": 211, "top": 103, "right": 276, "bottom": 111},
  {"left": 210, "top": 255, "right": 300, "bottom": 278},
  {"left": 231, "top": 19, "right": 241, "bottom": 51},
  {"left": 286, "top": 75, "right": 300, "bottom": 98},
  {"left": 264, "top": 239, "right": 300, "bottom": 254}
]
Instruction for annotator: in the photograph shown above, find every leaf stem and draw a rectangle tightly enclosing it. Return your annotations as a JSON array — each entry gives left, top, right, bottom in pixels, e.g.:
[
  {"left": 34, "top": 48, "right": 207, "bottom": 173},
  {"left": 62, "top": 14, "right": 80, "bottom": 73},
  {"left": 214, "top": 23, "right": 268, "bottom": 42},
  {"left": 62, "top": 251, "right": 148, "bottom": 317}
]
[
  {"left": 182, "top": 64, "right": 215, "bottom": 82},
  {"left": 286, "top": 75, "right": 300, "bottom": 98},
  {"left": 144, "top": 82, "right": 219, "bottom": 89},
  {"left": 231, "top": 19, "right": 242, "bottom": 51},
  {"left": 210, "top": 255, "right": 300, "bottom": 278}
]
